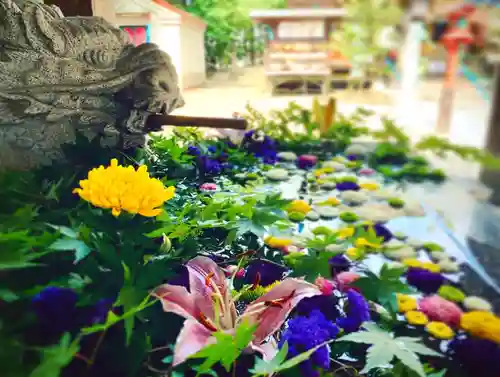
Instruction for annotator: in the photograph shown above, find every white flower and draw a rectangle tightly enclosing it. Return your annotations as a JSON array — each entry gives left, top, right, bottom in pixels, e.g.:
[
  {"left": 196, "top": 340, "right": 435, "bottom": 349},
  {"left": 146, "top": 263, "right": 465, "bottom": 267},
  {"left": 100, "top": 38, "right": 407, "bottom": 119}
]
[
  {"left": 277, "top": 151, "right": 298, "bottom": 162},
  {"left": 345, "top": 144, "right": 369, "bottom": 156},
  {"left": 316, "top": 206, "right": 339, "bottom": 219},
  {"left": 340, "top": 190, "right": 369, "bottom": 205},
  {"left": 463, "top": 296, "right": 493, "bottom": 312},
  {"left": 384, "top": 246, "right": 417, "bottom": 260},
  {"left": 306, "top": 211, "right": 320, "bottom": 221},
  {"left": 430, "top": 251, "right": 450, "bottom": 262},
  {"left": 438, "top": 259, "right": 460, "bottom": 273},
  {"left": 326, "top": 244, "right": 345, "bottom": 252},
  {"left": 322, "top": 161, "right": 346, "bottom": 171},
  {"left": 355, "top": 203, "right": 397, "bottom": 222},
  {"left": 265, "top": 168, "right": 289, "bottom": 181}
]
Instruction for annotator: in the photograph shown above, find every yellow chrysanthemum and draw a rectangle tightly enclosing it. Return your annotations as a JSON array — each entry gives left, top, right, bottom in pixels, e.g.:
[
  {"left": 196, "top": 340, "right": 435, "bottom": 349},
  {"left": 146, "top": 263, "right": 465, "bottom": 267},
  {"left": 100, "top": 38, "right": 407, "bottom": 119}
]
[
  {"left": 402, "top": 258, "right": 423, "bottom": 268},
  {"left": 355, "top": 237, "right": 381, "bottom": 250},
  {"left": 265, "top": 236, "right": 293, "bottom": 249},
  {"left": 401, "top": 259, "right": 441, "bottom": 273},
  {"left": 336, "top": 226, "right": 355, "bottom": 240},
  {"left": 73, "top": 159, "right": 175, "bottom": 217},
  {"left": 422, "top": 262, "right": 441, "bottom": 273},
  {"left": 321, "top": 197, "right": 340, "bottom": 206},
  {"left": 346, "top": 247, "right": 363, "bottom": 260},
  {"left": 426, "top": 321, "right": 455, "bottom": 340},
  {"left": 460, "top": 311, "right": 500, "bottom": 344},
  {"left": 359, "top": 182, "right": 379, "bottom": 191},
  {"left": 287, "top": 200, "right": 312, "bottom": 214},
  {"left": 405, "top": 311, "right": 429, "bottom": 326},
  {"left": 397, "top": 294, "right": 417, "bottom": 313}
]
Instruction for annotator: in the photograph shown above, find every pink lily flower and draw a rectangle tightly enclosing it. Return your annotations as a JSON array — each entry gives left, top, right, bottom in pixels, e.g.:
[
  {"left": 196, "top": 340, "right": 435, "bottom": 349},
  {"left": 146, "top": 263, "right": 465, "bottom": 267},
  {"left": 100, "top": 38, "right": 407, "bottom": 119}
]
[{"left": 153, "top": 256, "right": 321, "bottom": 366}]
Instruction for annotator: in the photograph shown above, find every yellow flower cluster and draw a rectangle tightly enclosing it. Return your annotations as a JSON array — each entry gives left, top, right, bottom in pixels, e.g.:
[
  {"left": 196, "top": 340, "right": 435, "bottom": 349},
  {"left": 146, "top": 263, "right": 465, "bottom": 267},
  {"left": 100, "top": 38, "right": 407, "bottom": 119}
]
[
  {"left": 318, "top": 197, "right": 340, "bottom": 206},
  {"left": 397, "top": 294, "right": 417, "bottom": 313},
  {"left": 313, "top": 167, "right": 334, "bottom": 178},
  {"left": 402, "top": 258, "right": 441, "bottom": 273},
  {"left": 264, "top": 236, "right": 293, "bottom": 249},
  {"left": 359, "top": 182, "right": 379, "bottom": 191},
  {"left": 460, "top": 311, "right": 500, "bottom": 344},
  {"left": 405, "top": 311, "right": 429, "bottom": 326},
  {"left": 73, "top": 159, "right": 175, "bottom": 217},
  {"left": 426, "top": 321, "right": 455, "bottom": 339},
  {"left": 355, "top": 237, "right": 381, "bottom": 250},
  {"left": 346, "top": 247, "right": 364, "bottom": 260},
  {"left": 287, "top": 200, "right": 312, "bottom": 214},
  {"left": 336, "top": 226, "right": 355, "bottom": 240}
]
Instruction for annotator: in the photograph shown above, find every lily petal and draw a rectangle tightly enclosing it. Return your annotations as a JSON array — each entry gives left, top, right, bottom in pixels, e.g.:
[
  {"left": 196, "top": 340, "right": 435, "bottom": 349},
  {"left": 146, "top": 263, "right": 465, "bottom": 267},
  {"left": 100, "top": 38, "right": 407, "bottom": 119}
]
[
  {"left": 152, "top": 284, "right": 198, "bottom": 321},
  {"left": 187, "top": 256, "right": 236, "bottom": 328},
  {"left": 242, "top": 278, "right": 322, "bottom": 344},
  {"left": 250, "top": 338, "right": 279, "bottom": 361},
  {"left": 173, "top": 319, "right": 214, "bottom": 366}
]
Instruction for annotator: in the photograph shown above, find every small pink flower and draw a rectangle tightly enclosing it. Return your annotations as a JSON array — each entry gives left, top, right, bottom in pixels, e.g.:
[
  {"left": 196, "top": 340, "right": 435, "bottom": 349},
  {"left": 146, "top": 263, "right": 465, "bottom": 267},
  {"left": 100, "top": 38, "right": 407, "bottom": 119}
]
[
  {"left": 282, "top": 245, "right": 302, "bottom": 255},
  {"left": 335, "top": 271, "right": 360, "bottom": 291},
  {"left": 235, "top": 268, "right": 245, "bottom": 278},
  {"left": 223, "top": 265, "right": 245, "bottom": 278},
  {"left": 315, "top": 276, "right": 335, "bottom": 295},
  {"left": 297, "top": 155, "right": 318, "bottom": 169},
  {"left": 359, "top": 168, "right": 375, "bottom": 176},
  {"left": 200, "top": 183, "right": 217, "bottom": 191},
  {"left": 418, "top": 295, "right": 463, "bottom": 326}
]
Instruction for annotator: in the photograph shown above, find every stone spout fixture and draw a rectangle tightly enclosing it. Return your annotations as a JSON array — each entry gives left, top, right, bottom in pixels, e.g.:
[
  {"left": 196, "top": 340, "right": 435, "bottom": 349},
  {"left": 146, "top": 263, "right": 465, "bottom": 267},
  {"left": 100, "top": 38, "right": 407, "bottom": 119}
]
[{"left": 0, "top": 0, "right": 246, "bottom": 170}]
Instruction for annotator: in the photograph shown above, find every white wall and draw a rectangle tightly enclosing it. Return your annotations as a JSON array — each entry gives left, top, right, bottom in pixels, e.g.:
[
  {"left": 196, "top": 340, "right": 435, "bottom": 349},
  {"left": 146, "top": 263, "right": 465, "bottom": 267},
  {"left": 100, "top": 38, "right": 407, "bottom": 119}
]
[
  {"left": 180, "top": 24, "right": 206, "bottom": 88},
  {"left": 155, "top": 20, "right": 183, "bottom": 89},
  {"left": 92, "top": 0, "right": 117, "bottom": 24}
]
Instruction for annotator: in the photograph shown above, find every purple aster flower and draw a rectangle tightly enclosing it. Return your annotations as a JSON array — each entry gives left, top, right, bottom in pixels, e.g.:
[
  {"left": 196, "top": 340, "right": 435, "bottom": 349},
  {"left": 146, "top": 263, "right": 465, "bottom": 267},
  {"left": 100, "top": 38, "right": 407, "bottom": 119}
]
[
  {"left": 80, "top": 298, "right": 114, "bottom": 326},
  {"left": 336, "top": 181, "right": 360, "bottom": 191},
  {"left": 279, "top": 310, "right": 339, "bottom": 377},
  {"left": 347, "top": 154, "right": 362, "bottom": 161},
  {"left": 187, "top": 145, "right": 201, "bottom": 156},
  {"left": 448, "top": 335, "right": 500, "bottom": 376},
  {"left": 199, "top": 155, "right": 222, "bottom": 175},
  {"left": 295, "top": 295, "right": 340, "bottom": 322},
  {"left": 243, "top": 260, "right": 287, "bottom": 287},
  {"left": 207, "top": 145, "right": 217, "bottom": 153},
  {"left": 362, "top": 223, "right": 393, "bottom": 243},
  {"left": 329, "top": 254, "right": 351, "bottom": 276},
  {"left": 242, "top": 130, "right": 278, "bottom": 165},
  {"left": 406, "top": 267, "right": 445, "bottom": 294},
  {"left": 297, "top": 155, "right": 318, "bottom": 169},
  {"left": 336, "top": 289, "right": 371, "bottom": 333}
]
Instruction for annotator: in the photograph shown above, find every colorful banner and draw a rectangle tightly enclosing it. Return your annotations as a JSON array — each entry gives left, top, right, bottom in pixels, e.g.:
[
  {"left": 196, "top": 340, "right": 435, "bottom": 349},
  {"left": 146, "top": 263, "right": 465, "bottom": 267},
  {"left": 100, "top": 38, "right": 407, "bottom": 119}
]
[{"left": 120, "top": 25, "right": 151, "bottom": 46}]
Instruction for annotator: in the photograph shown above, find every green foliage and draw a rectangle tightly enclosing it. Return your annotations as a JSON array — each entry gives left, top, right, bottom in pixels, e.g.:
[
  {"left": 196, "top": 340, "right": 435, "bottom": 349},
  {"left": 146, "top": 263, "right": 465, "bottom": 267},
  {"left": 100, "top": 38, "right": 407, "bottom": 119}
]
[
  {"left": 29, "top": 334, "right": 80, "bottom": 377},
  {"left": 191, "top": 320, "right": 256, "bottom": 376},
  {"left": 339, "top": 323, "right": 441, "bottom": 377}
]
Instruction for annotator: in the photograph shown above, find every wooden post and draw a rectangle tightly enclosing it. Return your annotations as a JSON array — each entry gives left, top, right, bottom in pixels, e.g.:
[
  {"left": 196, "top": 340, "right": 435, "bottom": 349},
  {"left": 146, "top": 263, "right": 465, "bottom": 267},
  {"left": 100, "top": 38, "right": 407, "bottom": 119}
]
[{"left": 480, "top": 63, "right": 500, "bottom": 205}]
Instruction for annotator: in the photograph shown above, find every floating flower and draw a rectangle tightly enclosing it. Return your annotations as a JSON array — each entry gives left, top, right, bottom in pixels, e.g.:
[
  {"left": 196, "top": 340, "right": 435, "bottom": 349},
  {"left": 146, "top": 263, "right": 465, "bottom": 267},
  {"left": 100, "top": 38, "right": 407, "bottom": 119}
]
[
  {"left": 346, "top": 247, "right": 364, "bottom": 261},
  {"left": 200, "top": 183, "right": 217, "bottom": 191},
  {"left": 418, "top": 295, "right": 462, "bottom": 326},
  {"left": 354, "top": 237, "right": 381, "bottom": 250},
  {"left": 438, "top": 285, "right": 465, "bottom": 303},
  {"left": 359, "top": 182, "right": 379, "bottom": 191},
  {"left": 402, "top": 259, "right": 440, "bottom": 273},
  {"left": 298, "top": 154, "right": 318, "bottom": 169},
  {"left": 336, "top": 181, "right": 360, "bottom": 191},
  {"left": 329, "top": 254, "right": 351, "bottom": 276},
  {"left": 405, "top": 310, "right": 429, "bottom": 326},
  {"left": 287, "top": 200, "right": 312, "bottom": 214},
  {"left": 277, "top": 151, "right": 298, "bottom": 162},
  {"left": 397, "top": 294, "right": 417, "bottom": 313},
  {"left": 359, "top": 167, "right": 375, "bottom": 176},
  {"left": 264, "top": 236, "right": 293, "bottom": 249},
  {"left": 73, "top": 159, "right": 175, "bottom": 217},
  {"left": 279, "top": 310, "right": 339, "bottom": 377},
  {"left": 315, "top": 277, "right": 335, "bottom": 295},
  {"left": 321, "top": 197, "right": 341, "bottom": 206},
  {"left": 337, "top": 289, "right": 371, "bottom": 333},
  {"left": 406, "top": 267, "right": 445, "bottom": 294},
  {"left": 336, "top": 226, "right": 355, "bottom": 239},
  {"left": 448, "top": 335, "right": 500, "bottom": 376},
  {"left": 362, "top": 223, "right": 393, "bottom": 243},
  {"left": 463, "top": 296, "right": 493, "bottom": 312},
  {"left": 426, "top": 321, "right": 455, "bottom": 339},
  {"left": 460, "top": 311, "right": 500, "bottom": 344}
]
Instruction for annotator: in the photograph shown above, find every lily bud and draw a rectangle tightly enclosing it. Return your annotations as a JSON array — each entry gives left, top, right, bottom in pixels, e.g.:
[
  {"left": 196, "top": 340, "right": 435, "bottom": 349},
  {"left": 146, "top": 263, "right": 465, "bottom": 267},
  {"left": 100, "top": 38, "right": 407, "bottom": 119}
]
[
  {"left": 315, "top": 276, "right": 335, "bottom": 295},
  {"left": 160, "top": 234, "right": 172, "bottom": 253}
]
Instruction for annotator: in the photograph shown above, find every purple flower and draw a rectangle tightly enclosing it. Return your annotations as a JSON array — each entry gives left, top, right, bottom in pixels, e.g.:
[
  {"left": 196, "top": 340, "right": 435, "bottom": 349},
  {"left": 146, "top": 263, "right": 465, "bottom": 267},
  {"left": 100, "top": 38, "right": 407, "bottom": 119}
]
[
  {"left": 297, "top": 155, "right": 318, "bottom": 169},
  {"left": 279, "top": 310, "right": 339, "bottom": 377},
  {"left": 363, "top": 223, "right": 393, "bottom": 243},
  {"left": 329, "top": 254, "right": 351, "bottom": 276},
  {"left": 406, "top": 267, "right": 445, "bottom": 294},
  {"left": 336, "top": 289, "right": 371, "bottom": 333},
  {"left": 347, "top": 154, "right": 362, "bottom": 161},
  {"left": 207, "top": 145, "right": 217, "bottom": 153},
  {"left": 295, "top": 295, "right": 340, "bottom": 322},
  {"left": 448, "top": 335, "right": 500, "bottom": 376},
  {"left": 199, "top": 155, "right": 222, "bottom": 175},
  {"left": 242, "top": 130, "right": 278, "bottom": 165},
  {"left": 187, "top": 145, "right": 201, "bottom": 156},
  {"left": 243, "top": 260, "right": 287, "bottom": 287},
  {"left": 336, "top": 181, "right": 360, "bottom": 191}
]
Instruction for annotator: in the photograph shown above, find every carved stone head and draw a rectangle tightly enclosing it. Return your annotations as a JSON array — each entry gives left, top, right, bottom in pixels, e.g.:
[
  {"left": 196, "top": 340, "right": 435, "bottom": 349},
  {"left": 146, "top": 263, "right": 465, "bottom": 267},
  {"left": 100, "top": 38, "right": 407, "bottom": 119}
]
[{"left": 0, "top": 0, "right": 184, "bottom": 169}]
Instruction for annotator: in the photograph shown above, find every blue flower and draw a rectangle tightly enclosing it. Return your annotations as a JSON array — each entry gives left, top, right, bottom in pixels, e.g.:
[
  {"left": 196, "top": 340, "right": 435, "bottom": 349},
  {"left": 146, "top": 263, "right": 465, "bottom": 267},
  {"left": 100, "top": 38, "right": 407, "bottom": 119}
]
[
  {"left": 406, "top": 267, "right": 444, "bottom": 294},
  {"left": 207, "top": 145, "right": 217, "bottom": 153},
  {"left": 279, "top": 310, "right": 339, "bottom": 377},
  {"left": 242, "top": 130, "right": 278, "bottom": 165},
  {"left": 336, "top": 289, "right": 370, "bottom": 333},
  {"left": 187, "top": 145, "right": 201, "bottom": 156},
  {"left": 243, "top": 260, "right": 287, "bottom": 287},
  {"left": 295, "top": 295, "right": 340, "bottom": 322},
  {"left": 32, "top": 287, "right": 112, "bottom": 335},
  {"left": 199, "top": 155, "right": 222, "bottom": 175},
  {"left": 448, "top": 334, "right": 500, "bottom": 376},
  {"left": 336, "top": 181, "right": 360, "bottom": 191},
  {"left": 329, "top": 254, "right": 351, "bottom": 276}
]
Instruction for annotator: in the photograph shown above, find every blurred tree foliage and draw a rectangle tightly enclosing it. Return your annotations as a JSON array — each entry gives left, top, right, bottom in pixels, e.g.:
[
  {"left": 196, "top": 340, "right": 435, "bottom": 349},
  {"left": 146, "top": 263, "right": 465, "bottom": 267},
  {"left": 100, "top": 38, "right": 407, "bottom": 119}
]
[{"left": 176, "top": 0, "right": 286, "bottom": 70}]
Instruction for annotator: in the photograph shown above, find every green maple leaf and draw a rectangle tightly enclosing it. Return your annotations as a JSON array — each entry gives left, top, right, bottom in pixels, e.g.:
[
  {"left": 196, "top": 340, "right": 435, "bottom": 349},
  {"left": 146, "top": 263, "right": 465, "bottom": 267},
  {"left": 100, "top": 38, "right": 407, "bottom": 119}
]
[
  {"left": 191, "top": 320, "right": 256, "bottom": 375},
  {"left": 289, "top": 251, "right": 338, "bottom": 282},
  {"left": 339, "top": 323, "right": 441, "bottom": 376}
]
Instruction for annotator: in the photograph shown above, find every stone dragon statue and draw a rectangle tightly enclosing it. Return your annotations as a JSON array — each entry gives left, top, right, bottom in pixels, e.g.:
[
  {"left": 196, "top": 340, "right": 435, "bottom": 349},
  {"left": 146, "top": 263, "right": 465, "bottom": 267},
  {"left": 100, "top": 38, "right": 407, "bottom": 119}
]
[{"left": 0, "top": 0, "right": 184, "bottom": 170}]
